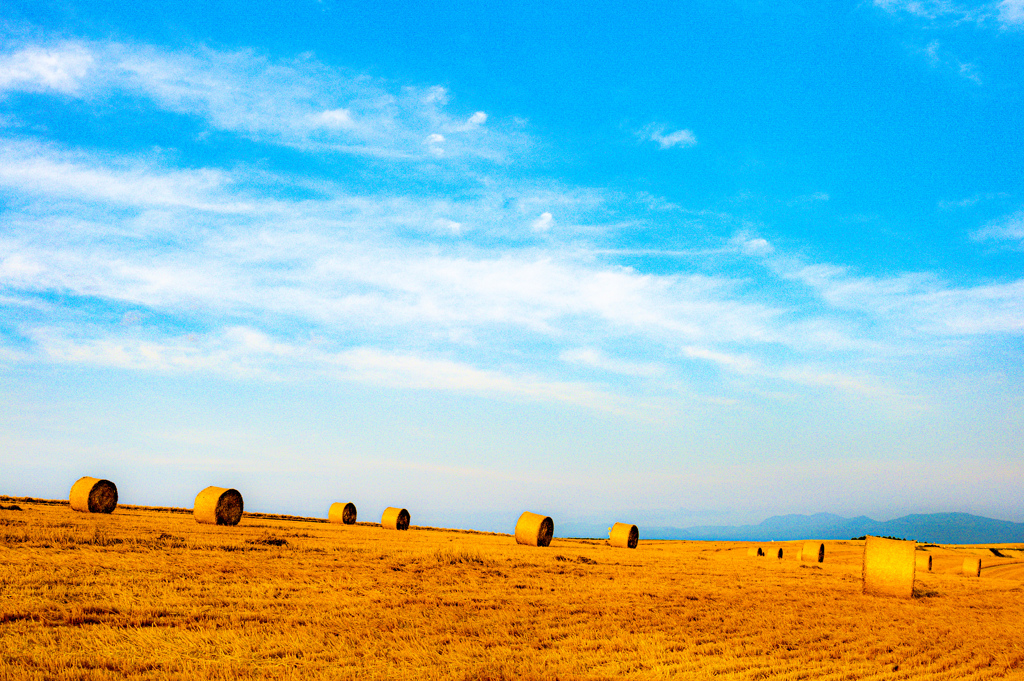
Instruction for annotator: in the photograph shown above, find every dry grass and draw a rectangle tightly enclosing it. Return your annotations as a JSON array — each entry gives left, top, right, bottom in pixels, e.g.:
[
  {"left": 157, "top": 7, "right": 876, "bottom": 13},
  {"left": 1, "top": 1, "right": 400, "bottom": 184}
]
[{"left": 2, "top": 500, "right": 1024, "bottom": 680}]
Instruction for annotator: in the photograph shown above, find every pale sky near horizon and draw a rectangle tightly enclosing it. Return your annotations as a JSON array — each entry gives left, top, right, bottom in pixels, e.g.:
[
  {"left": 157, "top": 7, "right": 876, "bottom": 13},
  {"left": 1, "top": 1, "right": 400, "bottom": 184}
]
[{"left": 1, "top": 0, "right": 1022, "bottom": 534}]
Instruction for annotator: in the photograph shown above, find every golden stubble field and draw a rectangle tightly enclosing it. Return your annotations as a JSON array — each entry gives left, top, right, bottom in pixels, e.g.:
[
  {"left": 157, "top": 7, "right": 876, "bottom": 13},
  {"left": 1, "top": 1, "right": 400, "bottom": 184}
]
[{"left": 2, "top": 498, "right": 1023, "bottom": 680}]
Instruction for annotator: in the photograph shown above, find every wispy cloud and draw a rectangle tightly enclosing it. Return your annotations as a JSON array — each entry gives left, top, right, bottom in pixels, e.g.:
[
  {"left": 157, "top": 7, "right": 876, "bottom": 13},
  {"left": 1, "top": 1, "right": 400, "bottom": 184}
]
[
  {"left": 0, "top": 40, "right": 525, "bottom": 162},
  {"left": 999, "top": 0, "right": 1024, "bottom": 25},
  {"left": 743, "top": 238, "right": 1024, "bottom": 336},
  {"left": 560, "top": 347, "right": 665, "bottom": 377},
  {"left": 30, "top": 326, "right": 633, "bottom": 412},
  {"left": 938, "top": 192, "right": 1009, "bottom": 209},
  {"left": 681, "top": 345, "right": 896, "bottom": 399},
  {"left": 874, "top": 0, "right": 989, "bottom": 24},
  {"left": 640, "top": 124, "right": 697, "bottom": 149},
  {"left": 531, "top": 211, "right": 553, "bottom": 232},
  {"left": 972, "top": 209, "right": 1024, "bottom": 242},
  {"left": 919, "top": 40, "right": 983, "bottom": 83},
  {"left": 787, "top": 192, "right": 830, "bottom": 207},
  {"left": 2, "top": 34, "right": 1022, "bottom": 415},
  {"left": 874, "top": 0, "right": 1024, "bottom": 28},
  {"left": 0, "top": 138, "right": 252, "bottom": 212},
  {"left": 0, "top": 44, "right": 94, "bottom": 94}
]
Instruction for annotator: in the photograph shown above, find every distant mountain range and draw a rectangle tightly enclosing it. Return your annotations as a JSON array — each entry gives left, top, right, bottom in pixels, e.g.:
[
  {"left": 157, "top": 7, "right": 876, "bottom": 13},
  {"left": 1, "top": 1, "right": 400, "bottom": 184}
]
[{"left": 563, "top": 513, "right": 1024, "bottom": 544}]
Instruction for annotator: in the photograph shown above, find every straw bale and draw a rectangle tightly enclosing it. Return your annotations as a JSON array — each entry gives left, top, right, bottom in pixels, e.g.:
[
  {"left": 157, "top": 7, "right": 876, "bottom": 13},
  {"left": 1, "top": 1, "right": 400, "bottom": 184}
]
[
  {"left": 69, "top": 477, "right": 118, "bottom": 514},
  {"left": 747, "top": 546, "right": 764, "bottom": 557},
  {"left": 381, "top": 507, "right": 410, "bottom": 531},
  {"left": 916, "top": 553, "right": 932, "bottom": 572},
  {"left": 193, "top": 486, "right": 244, "bottom": 526},
  {"left": 774, "top": 548, "right": 783, "bottom": 559},
  {"left": 328, "top": 502, "right": 357, "bottom": 525},
  {"left": 963, "top": 556, "right": 981, "bottom": 577},
  {"left": 515, "top": 511, "right": 554, "bottom": 547},
  {"left": 609, "top": 522, "right": 639, "bottom": 549},
  {"left": 799, "top": 541, "right": 824, "bottom": 563},
  {"left": 862, "top": 536, "right": 916, "bottom": 598}
]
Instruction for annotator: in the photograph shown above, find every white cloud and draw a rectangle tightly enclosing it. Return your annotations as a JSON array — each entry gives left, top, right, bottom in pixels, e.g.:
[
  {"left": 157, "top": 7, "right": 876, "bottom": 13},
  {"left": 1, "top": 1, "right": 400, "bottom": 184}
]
[
  {"left": 3, "top": 36, "right": 1023, "bottom": 414},
  {"left": 433, "top": 218, "right": 464, "bottom": 235},
  {"left": 733, "top": 234, "right": 774, "bottom": 255},
  {"left": 999, "top": 0, "right": 1024, "bottom": 24},
  {"left": 314, "top": 108, "right": 355, "bottom": 129},
  {"left": 29, "top": 326, "right": 630, "bottom": 412},
  {"left": 642, "top": 125, "right": 697, "bottom": 149},
  {"left": 972, "top": 210, "right": 1024, "bottom": 242},
  {"left": 917, "top": 41, "right": 984, "bottom": 83},
  {"left": 938, "top": 192, "right": 1007, "bottom": 209},
  {"left": 682, "top": 346, "right": 895, "bottom": 398},
  {"left": 426, "top": 133, "right": 445, "bottom": 156},
  {"left": 0, "top": 44, "right": 94, "bottom": 95},
  {"left": 875, "top": 0, "right": 1023, "bottom": 29},
  {"left": 0, "top": 40, "right": 526, "bottom": 162},
  {"left": 531, "top": 211, "right": 553, "bottom": 232},
  {"left": 332, "top": 347, "right": 627, "bottom": 411},
  {"left": 763, "top": 251, "right": 1024, "bottom": 336},
  {"left": 0, "top": 138, "right": 251, "bottom": 212},
  {"left": 4, "top": 127, "right": 1020, "bottom": 413},
  {"left": 560, "top": 347, "right": 665, "bottom": 377},
  {"left": 873, "top": 0, "right": 988, "bottom": 23},
  {"left": 788, "top": 192, "right": 830, "bottom": 206}
]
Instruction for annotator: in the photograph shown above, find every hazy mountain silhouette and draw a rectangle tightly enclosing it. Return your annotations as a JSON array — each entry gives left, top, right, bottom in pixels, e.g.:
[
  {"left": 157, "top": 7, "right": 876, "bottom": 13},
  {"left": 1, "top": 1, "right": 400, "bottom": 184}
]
[
  {"left": 555, "top": 513, "right": 1024, "bottom": 543},
  {"left": 639, "top": 512, "right": 1024, "bottom": 544}
]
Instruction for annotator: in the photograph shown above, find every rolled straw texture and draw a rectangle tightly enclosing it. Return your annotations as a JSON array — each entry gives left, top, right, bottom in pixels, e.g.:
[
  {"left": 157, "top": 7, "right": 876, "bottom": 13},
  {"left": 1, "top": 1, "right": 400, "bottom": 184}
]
[
  {"left": 916, "top": 553, "right": 932, "bottom": 572},
  {"left": 863, "top": 536, "right": 916, "bottom": 598},
  {"left": 193, "top": 486, "right": 244, "bottom": 526},
  {"left": 963, "top": 557, "right": 981, "bottom": 577},
  {"left": 69, "top": 477, "right": 118, "bottom": 514},
  {"left": 747, "top": 546, "right": 764, "bottom": 557},
  {"left": 381, "top": 507, "right": 410, "bottom": 531},
  {"left": 515, "top": 511, "right": 554, "bottom": 547},
  {"left": 800, "top": 542, "right": 825, "bottom": 563},
  {"left": 609, "top": 523, "right": 639, "bottom": 549},
  {"left": 328, "top": 502, "right": 357, "bottom": 525}
]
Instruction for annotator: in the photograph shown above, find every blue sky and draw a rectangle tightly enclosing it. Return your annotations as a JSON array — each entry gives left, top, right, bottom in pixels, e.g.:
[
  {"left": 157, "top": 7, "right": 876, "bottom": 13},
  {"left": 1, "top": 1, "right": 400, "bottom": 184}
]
[{"left": 1, "top": 0, "right": 1022, "bottom": 534}]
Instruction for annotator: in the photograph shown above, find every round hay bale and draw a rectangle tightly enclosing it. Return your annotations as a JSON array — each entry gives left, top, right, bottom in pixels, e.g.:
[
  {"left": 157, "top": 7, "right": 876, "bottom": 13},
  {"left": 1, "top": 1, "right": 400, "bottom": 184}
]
[
  {"left": 863, "top": 536, "right": 916, "bottom": 598},
  {"left": 69, "top": 477, "right": 118, "bottom": 514},
  {"left": 193, "top": 486, "right": 243, "bottom": 526},
  {"left": 746, "top": 546, "right": 764, "bottom": 557},
  {"left": 775, "top": 548, "right": 784, "bottom": 559},
  {"left": 609, "top": 522, "right": 639, "bottom": 549},
  {"left": 800, "top": 542, "right": 825, "bottom": 563},
  {"left": 916, "top": 553, "right": 932, "bottom": 572},
  {"left": 381, "top": 507, "right": 410, "bottom": 531},
  {"left": 963, "top": 556, "right": 981, "bottom": 577},
  {"left": 515, "top": 511, "right": 553, "bottom": 547},
  {"left": 328, "top": 502, "right": 357, "bottom": 525}
]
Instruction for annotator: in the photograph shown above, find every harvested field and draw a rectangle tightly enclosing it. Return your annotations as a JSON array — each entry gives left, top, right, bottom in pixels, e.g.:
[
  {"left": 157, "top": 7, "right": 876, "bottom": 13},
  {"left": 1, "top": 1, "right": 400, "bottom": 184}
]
[{"left": 1, "top": 499, "right": 1023, "bottom": 680}]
